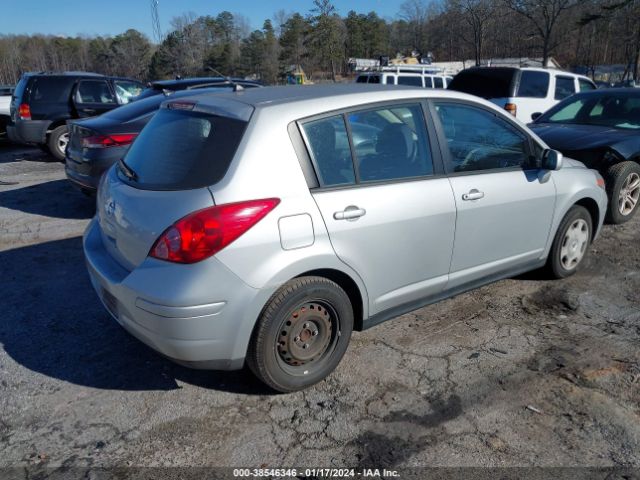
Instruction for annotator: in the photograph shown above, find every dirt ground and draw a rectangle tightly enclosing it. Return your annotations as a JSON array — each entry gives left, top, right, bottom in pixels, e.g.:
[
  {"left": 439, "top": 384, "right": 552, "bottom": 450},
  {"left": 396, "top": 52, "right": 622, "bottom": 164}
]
[{"left": 0, "top": 143, "right": 639, "bottom": 474}]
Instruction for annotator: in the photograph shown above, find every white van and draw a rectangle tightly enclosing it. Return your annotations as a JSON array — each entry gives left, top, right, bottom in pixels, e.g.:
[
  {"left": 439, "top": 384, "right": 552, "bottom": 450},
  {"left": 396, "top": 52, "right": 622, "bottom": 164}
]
[
  {"left": 448, "top": 67, "right": 597, "bottom": 123},
  {"left": 356, "top": 66, "right": 453, "bottom": 89}
]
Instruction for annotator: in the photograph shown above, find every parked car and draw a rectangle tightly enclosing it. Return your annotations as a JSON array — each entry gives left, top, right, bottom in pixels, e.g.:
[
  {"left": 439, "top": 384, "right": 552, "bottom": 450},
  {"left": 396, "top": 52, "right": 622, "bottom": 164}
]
[
  {"left": 356, "top": 66, "right": 453, "bottom": 88},
  {"left": 84, "top": 85, "right": 607, "bottom": 392},
  {"left": 448, "top": 67, "right": 597, "bottom": 123},
  {"left": 0, "top": 86, "right": 12, "bottom": 140},
  {"left": 529, "top": 88, "right": 640, "bottom": 224},
  {"left": 132, "top": 77, "right": 263, "bottom": 101},
  {"left": 7, "top": 72, "right": 144, "bottom": 160},
  {"left": 65, "top": 84, "right": 261, "bottom": 194}
]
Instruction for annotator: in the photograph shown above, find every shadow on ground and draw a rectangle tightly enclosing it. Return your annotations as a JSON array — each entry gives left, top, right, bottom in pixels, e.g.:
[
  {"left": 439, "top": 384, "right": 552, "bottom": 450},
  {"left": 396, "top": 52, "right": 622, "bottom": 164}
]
[
  {"left": 0, "top": 236, "right": 268, "bottom": 395},
  {"left": 0, "top": 179, "right": 95, "bottom": 219}
]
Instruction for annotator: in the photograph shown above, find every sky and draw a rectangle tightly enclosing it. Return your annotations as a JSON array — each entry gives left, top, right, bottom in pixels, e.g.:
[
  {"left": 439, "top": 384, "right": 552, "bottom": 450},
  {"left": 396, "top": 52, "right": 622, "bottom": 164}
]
[{"left": 0, "top": 0, "right": 401, "bottom": 40}]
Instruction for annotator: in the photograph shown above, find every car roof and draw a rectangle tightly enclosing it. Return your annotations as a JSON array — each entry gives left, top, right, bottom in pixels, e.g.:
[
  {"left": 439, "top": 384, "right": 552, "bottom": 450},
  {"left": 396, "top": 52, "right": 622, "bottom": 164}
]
[
  {"left": 572, "top": 87, "right": 640, "bottom": 97},
  {"left": 179, "top": 84, "right": 491, "bottom": 122},
  {"left": 24, "top": 71, "right": 105, "bottom": 77}
]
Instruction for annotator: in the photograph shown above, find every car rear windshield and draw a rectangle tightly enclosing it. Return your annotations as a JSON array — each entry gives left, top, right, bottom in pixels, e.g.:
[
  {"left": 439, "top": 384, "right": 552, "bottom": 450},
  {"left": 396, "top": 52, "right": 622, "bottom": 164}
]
[
  {"left": 13, "top": 76, "right": 29, "bottom": 102},
  {"left": 448, "top": 68, "right": 516, "bottom": 99},
  {"left": 120, "top": 108, "right": 248, "bottom": 190}
]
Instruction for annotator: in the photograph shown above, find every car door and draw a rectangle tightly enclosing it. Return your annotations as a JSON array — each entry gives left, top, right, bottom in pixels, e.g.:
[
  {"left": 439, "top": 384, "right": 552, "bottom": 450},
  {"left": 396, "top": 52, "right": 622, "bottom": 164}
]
[
  {"left": 300, "top": 102, "right": 457, "bottom": 316},
  {"left": 73, "top": 79, "right": 118, "bottom": 117},
  {"left": 430, "top": 101, "right": 556, "bottom": 289}
]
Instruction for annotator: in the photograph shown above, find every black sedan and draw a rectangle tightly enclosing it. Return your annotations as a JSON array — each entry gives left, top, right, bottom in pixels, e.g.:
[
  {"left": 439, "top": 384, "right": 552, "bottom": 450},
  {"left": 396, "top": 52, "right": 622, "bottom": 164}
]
[
  {"left": 530, "top": 89, "right": 640, "bottom": 223},
  {"left": 65, "top": 84, "right": 259, "bottom": 194}
]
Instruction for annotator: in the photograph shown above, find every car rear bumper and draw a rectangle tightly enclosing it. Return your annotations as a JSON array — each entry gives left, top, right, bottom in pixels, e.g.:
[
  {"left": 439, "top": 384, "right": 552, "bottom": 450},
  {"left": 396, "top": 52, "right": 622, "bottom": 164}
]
[
  {"left": 65, "top": 148, "right": 125, "bottom": 191},
  {"left": 6, "top": 119, "right": 50, "bottom": 144},
  {"left": 83, "top": 217, "right": 263, "bottom": 370}
]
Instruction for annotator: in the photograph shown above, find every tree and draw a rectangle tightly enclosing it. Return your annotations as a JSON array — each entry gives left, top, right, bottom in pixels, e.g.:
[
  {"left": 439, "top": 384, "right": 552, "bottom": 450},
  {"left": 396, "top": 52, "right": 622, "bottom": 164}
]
[
  {"left": 307, "top": 0, "right": 345, "bottom": 81},
  {"left": 449, "top": 0, "right": 494, "bottom": 66},
  {"left": 279, "top": 13, "right": 309, "bottom": 68},
  {"left": 504, "top": 0, "right": 579, "bottom": 65}
]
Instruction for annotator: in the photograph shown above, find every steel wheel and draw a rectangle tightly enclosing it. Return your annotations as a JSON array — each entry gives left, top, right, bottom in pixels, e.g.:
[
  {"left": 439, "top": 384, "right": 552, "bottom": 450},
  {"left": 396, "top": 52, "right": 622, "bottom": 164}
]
[
  {"left": 276, "top": 301, "right": 338, "bottom": 372},
  {"left": 559, "top": 218, "right": 589, "bottom": 271},
  {"left": 247, "top": 276, "right": 354, "bottom": 392},
  {"left": 618, "top": 172, "right": 640, "bottom": 216}
]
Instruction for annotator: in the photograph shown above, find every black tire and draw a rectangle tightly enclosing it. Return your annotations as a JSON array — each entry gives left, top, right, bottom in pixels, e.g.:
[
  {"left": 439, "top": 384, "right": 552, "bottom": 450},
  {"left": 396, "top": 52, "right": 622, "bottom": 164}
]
[
  {"left": 547, "top": 205, "right": 592, "bottom": 279},
  {"left": 247, "top": 276, "right": 354, "bottom": 393},
  {"left": 47, "top": 125, "right": 69, "bottom": 162},
  {"left": 605, "top": 161, "right": 640, "bottom": 224}
]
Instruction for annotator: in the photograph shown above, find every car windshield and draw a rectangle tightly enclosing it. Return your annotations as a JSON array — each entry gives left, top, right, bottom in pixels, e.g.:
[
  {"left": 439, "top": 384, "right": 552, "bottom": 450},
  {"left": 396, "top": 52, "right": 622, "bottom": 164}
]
[{"left": 538, "top": 93, "right": 640, "bottom": 130}]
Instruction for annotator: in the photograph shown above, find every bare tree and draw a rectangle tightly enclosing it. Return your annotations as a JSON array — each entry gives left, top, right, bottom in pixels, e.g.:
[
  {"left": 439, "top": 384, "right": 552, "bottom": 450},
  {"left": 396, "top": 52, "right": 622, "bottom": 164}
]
[
  {"left": 450, "top": 0, "right": 494, "bottom": 65},
  {"left": 504, "top": 0, "right": 579, "bottom": 65}
]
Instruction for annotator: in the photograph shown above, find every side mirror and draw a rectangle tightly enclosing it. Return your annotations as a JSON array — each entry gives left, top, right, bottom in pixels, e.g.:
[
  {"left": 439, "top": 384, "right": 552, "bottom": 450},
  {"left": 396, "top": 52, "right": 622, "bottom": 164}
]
[
  {"left": 542, "top": 149, "right": 563, "bottom": 171},
  {"left": 531, "top": 112, "right": 542, "bottom": 121}
]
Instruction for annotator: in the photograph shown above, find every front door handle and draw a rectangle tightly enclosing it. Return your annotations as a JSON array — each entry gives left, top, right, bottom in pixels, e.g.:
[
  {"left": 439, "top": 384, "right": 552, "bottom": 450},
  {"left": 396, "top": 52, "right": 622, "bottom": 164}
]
[
  {"left": 462, "top": 189, "right": 485, "bottom": 201},
  {"left": 334, "top": 205, "right": 366, "bottom": 221}
]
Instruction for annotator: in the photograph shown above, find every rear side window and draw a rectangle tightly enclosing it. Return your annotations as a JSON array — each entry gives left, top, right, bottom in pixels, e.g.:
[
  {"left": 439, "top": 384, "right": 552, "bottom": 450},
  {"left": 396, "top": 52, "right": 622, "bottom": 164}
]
[
  {"left": 302, "top": 116, "right": 355, "bottom": 187},
  {"left": 368, "top": 75, "right": 381, "bottom": 84},
  {"left": 579, "top": 79, "right": 596, "bottom": 92},
  {"left": 555, "top": 76, "right": 576, "bottom": 100},
  {"left": 448, "top": 68, "right": 516, "bottom": 99},
  {"left": 517, "top": 71, "right": 550, "bottom": 98},
  {"left": 397, "top": 76, "right": 423, "bottom": 87},
  {"left": 356, "top": 76, "right": 368, "bottom": 84},
  {"left": 433, "top": 77, "right": 444, "bottom": 88},
  {"left": 76, "top": 80, "right": 116, "bottom": 104},
  {"left": 348, "top": 104, "right": 433, "bottom": 182},
  {"left": 121, "top": 109, "right": 248, "bottom": 190},
  {"left": 31, "top": 77, "right": 74, "bottom": 103}
]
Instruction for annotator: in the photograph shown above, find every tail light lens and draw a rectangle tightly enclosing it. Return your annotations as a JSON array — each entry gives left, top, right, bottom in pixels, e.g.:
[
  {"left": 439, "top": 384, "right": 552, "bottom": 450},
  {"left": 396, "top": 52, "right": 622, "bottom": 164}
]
[
  {"left": 18, "top": 103, "right": 31, "bottom": 120},
  {"left": 82, "top": 133, "right": 138, "bottom": 149},
  {"left": 504, "top": 103, "right": 517, "bottom": 116},
  {"left": 150, "top": 198, "right": 280, "bottom": 264}
]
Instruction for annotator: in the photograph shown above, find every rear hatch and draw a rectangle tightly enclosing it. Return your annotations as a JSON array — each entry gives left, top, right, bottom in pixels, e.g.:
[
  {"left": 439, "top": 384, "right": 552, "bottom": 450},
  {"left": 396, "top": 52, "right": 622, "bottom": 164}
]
[
  {"left": 96, "top": 100, "right": 253, "bottom": 271},
  {"left": 448, "top": 67, "right": 517, "bottom": 100}
]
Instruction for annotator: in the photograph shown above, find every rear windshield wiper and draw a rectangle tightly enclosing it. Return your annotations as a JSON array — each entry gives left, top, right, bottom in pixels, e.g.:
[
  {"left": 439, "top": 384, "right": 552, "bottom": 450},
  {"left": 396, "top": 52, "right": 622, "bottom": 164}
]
[{"left": 118, "top": 159, "right": 138, "bottom": 182}]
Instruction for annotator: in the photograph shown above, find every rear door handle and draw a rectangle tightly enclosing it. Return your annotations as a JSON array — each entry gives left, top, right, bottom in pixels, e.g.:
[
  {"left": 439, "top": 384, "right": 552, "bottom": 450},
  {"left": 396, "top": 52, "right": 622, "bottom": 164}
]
[
  {"left": 334, "top": 205, "right": 366, "bottom": 221},
  {"left": 462, "top": 189, "right": 484, "bottom": 201}
]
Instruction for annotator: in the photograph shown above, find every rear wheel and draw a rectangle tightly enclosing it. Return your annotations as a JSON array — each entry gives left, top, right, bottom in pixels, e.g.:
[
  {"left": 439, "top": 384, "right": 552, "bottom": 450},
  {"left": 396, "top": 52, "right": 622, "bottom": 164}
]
[
  {"left": 547, "top": 205, "right": 592, "bottom": 279},
  {"left": 605, "top": 161, "right": 640, "bottom": 224},
  {"left": 247, "top": 276, "right": 353, "bottom": 393},
  {"left": 47, "top": 125, "right": 69, "bottom": 162}
]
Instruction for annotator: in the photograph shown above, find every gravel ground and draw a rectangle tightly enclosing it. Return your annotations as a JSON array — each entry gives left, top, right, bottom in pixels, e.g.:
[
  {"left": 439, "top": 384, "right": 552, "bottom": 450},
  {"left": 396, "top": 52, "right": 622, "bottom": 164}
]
[{"left": 0, "top": 143, "right": 639, "bottom": 473}]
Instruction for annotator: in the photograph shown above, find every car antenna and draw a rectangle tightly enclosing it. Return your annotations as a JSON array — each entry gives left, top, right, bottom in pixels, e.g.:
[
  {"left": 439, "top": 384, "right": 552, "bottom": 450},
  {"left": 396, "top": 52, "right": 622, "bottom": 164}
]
[{"left": 206, "top": 66, "right": 244, "bottom": 92}]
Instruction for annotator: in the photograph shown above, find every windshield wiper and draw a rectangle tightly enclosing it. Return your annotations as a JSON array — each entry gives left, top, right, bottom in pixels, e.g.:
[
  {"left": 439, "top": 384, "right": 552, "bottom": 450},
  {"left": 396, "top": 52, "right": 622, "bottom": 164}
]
[{"left": 118, "top": 159, "right": 138, "bottom": 182}]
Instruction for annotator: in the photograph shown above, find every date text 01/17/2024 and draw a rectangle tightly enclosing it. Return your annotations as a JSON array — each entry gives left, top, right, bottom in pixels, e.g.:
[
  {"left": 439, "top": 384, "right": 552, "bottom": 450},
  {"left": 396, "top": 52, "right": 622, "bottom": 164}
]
[{"left": 232, "top": 468, "right": 400, "bottom": 477}]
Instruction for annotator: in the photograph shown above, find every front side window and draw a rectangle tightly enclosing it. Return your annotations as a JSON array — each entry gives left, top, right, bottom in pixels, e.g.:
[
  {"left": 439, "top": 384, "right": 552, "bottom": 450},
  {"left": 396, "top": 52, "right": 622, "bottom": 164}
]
[
  {"left": 114, "top": 80, "right": 143, "bottom": 104},
  {"left": 434, "top": 103, "right": 529, "bottom": 173},
  {"left": 76, "top": 80, "right": 116, "bottom": 104},
  {"left": 302, "top": 116, "right": 355, "bottom": 187},
  {"left": 517, "top": 71, "right": 550, "bottom": 98},
  {"left": 554, "top": 76, "right": 576, "bottom": 100},
  {"left": 347, "top": 104, "right": 433, "bottom": 182},
  {"left": 579, "top": 79, "right": 596, "bottom": 92}
]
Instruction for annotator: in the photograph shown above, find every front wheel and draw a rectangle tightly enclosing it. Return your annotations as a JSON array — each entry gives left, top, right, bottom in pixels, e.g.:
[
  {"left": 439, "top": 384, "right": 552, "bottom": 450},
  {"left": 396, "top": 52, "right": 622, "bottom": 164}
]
[
  {"left": 605, "top": 161, "right": 640, "bottom": 224},
  {"left": 547, "top": 205, "right": 592, "bottom": 279},
  {"left": 247, "top": 276, "right": 354, "bottom": 393}
]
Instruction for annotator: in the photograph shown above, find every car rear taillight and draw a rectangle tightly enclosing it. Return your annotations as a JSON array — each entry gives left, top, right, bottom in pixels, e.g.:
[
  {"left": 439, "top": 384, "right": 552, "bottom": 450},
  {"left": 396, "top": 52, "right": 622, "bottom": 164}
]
[
  {"left": 150, "top": 198, "right": 280, "bottom": 264},
  {"left": 504, "top": 103, "right": 517, "bottom": 116},
  {"left": 18, "top": 103, "right": 31, "bottom": 120},
  {"left": 82, "top": 134, "right": 138, "bottom": 149}
]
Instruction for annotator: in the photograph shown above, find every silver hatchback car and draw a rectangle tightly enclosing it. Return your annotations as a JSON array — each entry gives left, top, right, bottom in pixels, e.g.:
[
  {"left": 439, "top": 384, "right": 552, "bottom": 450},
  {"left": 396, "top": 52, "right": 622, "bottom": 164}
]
[{"left": 84, "top": 84, "right": 607, "bottom": 392}]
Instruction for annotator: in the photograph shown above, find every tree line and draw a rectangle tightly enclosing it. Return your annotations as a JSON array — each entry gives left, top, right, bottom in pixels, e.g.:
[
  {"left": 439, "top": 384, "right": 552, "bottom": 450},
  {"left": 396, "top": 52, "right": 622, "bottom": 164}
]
[{"left": 0, "top": 0, "right": 638, "bottom": 86}]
